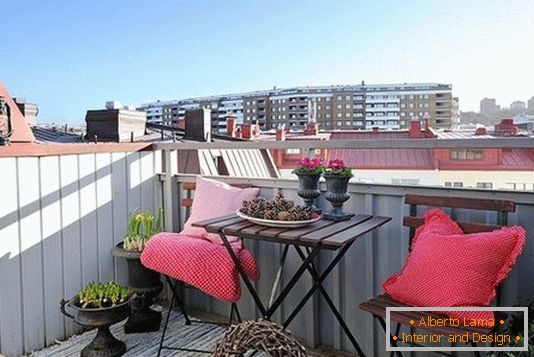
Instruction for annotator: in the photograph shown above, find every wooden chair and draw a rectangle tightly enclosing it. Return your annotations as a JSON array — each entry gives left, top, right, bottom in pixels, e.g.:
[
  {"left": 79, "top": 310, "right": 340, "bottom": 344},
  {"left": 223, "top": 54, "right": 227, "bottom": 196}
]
[
  {"left": 154, "top": 180, "right": 253, "bottom": 356},
  {"left": 359, "top": 194, "right": 516, "bottom": 357}
]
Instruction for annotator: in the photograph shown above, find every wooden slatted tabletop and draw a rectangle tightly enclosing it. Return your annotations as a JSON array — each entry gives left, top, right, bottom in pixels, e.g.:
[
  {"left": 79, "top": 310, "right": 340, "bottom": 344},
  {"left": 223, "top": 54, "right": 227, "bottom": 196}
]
[{"left": 192, "top": 213, "right": 391, "bottom": 250}]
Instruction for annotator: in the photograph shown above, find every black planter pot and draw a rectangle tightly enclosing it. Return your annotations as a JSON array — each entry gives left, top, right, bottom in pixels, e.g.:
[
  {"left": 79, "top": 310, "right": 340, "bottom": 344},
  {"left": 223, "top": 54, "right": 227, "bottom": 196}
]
[
  {"left": 110, "top": 243, "right": 163, "bottom": 333},
  {"left": 322, "top": 175, "right": 354, "bottom": 221},
  {"left": 296, "top": 173, "right": 321, "bottom": 213},
  {"left": 60, "top": 295, "right": 133, "bottom": 357}
]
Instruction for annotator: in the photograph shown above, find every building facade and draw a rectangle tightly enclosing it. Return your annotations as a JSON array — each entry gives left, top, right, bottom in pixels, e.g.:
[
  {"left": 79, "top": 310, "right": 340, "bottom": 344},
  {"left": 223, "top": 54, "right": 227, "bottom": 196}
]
[
  {"left": 138, "top": 83, "right": 458, "bottom": 132},
  {"left": 480, "top": 97, "right": 498, "bottom": 115}
]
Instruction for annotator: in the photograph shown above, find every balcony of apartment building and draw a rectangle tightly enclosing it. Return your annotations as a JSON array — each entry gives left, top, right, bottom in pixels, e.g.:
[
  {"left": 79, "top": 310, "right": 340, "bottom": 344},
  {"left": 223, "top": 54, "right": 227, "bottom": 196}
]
[{"left": 1, "top": 93, "right": 533, "bottom": 357}]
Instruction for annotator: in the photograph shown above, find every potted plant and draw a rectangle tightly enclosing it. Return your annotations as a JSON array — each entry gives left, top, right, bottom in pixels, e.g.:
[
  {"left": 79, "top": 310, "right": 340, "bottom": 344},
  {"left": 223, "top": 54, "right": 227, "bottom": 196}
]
[
  {"left": 292, "top": 157, "right": 325, "bottom": 213},
  {"left": 60, "top": 282, "right": 133, "bottom": 357},
  {"left": 110, "top": 209, "right": 164, "bottom": 333},
  {"left": 322, "top": 159, "right": 355, "bottom": 221}
]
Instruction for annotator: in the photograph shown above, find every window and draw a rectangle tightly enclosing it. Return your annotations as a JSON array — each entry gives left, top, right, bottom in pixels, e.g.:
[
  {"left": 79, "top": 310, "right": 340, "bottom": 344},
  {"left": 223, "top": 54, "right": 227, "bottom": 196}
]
[
  {"left": 337, "top": 104, "right": 342, "bottom": 109},
  {"left": 409, "top": 103, "right": 414, "bottom": 108},
  {"left": 337, "top": 95, "right": 342, "bottom": 100},
  {"left": 345, "top": 104, "right": 351, "bottom": 109},
  {"left": 337, "top": 121, "right": 342, "bottom": 126},
  {"left": 401, "top": 103, "right": 406, "bottom": 108},
  {"left": 409, "top": 95, "right": 414, "bottom": 99},
  {"left": 326, "top": 97, "right": 331, "bottom": 102},
  {"left": 476, "top": 182, "right": 493, "bottom": 189},
  {"left": 424, "top": 94, "right": 429, "bottom": 99},
  {"left": 337, "top": 112, "right": 342, "bottom": 118},
  {"left": 326, "top": 105, "right": 331, "bottom": 110},
  {"left": 286, "top": 148, "right": 300, "bottom": 155},
  {"left": 318, "top": 105, "right": 322, "bottom": 110},
  {"left": 345, "top": 112, "right": 351, "bottom": 118},
  {"left": 326, "top": 113, "right": 331, "bottom": 118},
  {"left": 444, "top": 182, "right": 452, "bottom": 187},
  {"left": 424, "top": 103, "right": 429, "bottom": 108},
  {"left": 418, "top": 103, "right": 423, "bottom": 108},
  {"left": 401, "top": 112, "right": 406, "bottom": 117},
  {"left": 450, "top": 149, "right": 484, "bottom": 160},
  {"left": 453, "top": 182, "right": 464, "bottom": 187},
  {"left": 345, "top": 95, "right": 351, "bottom": 100}
]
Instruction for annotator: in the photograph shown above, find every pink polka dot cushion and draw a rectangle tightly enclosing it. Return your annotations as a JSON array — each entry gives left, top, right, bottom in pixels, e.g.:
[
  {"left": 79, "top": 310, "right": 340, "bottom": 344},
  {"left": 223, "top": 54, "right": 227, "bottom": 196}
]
[
  {"left": 412, "top": 209, "right": 463, "bottom": 245},
  {"left": 141, "top": 232, "right": 260, "bottom": 303},
  {"left": 182, "top": 176, "right": 260, "bottom": 245},
  {"left": 383, "top": 210, "right": 526, "bottom": 320}
]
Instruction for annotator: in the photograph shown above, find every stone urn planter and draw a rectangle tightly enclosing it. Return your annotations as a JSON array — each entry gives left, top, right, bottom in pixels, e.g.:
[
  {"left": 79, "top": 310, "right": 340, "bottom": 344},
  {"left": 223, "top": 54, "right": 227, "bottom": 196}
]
[
  {"left": 111, "top": 243, "right": 163, "bottom": 333},
  {"left": 295, "top": 173, "right": 321, "bottom": 213},
  {"left": 322, "top": 175, "right": 355, "bottom": 222},
  {"left": 60, "top": 283, "right": 134, "bottom": 357}
]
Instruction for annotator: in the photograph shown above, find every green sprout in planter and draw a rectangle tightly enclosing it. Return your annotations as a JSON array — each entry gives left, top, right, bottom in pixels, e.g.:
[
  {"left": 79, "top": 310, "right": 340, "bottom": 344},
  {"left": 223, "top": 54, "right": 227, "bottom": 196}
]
[
  {"left": 123, "top": 208, "right": 163, "bottom": 251},
  {"left": 77, "top": 282, "right": 130, "bottom": 309}
]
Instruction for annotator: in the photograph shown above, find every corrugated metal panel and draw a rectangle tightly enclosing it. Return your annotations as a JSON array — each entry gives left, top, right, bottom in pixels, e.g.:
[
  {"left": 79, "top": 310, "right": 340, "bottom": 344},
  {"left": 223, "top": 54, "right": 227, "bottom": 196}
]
[{"left": 0, "top": 151, "right": 161, "bottom": 356}]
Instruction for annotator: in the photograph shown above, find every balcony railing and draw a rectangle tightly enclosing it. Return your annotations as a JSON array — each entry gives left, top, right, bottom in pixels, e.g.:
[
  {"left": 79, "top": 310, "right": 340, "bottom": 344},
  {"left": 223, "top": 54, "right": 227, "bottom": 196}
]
[{"left": 0, "top": 137, "right": 533, "bottom": 356}]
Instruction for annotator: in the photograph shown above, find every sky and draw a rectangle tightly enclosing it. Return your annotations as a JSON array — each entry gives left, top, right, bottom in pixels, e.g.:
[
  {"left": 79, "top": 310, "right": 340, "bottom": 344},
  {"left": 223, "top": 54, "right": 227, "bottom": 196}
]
[{"left": 1, "top": 0, "right": 533, "bottom": 124}]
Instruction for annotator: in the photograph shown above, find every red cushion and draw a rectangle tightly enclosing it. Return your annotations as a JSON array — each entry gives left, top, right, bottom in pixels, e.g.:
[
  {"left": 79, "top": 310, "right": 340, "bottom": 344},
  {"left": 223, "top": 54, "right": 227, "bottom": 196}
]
[
  {"left": 141, "top": 233, "right": 260, "bottom": 303},
  {"left": 383, "top": 210, "right": 526, "bottom": 320},
  {"left": 412, "top": 208, "right": 463, "bottom": 245}
]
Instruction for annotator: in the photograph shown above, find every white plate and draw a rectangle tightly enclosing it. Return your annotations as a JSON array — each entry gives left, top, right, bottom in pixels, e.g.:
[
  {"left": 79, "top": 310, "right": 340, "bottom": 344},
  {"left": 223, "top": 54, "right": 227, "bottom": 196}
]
[{"left": 236, "top": 210, "right": 321, "bottom": 228}]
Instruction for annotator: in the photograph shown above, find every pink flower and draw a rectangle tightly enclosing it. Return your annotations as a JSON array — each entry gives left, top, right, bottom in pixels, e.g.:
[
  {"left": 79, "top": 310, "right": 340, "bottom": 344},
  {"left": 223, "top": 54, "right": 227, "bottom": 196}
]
[
  {"left": 297, "top": 157, "right": 323, "bottom": 169},
  {"left": 327, "top": 159, "right": 346, "bottom": 170}
]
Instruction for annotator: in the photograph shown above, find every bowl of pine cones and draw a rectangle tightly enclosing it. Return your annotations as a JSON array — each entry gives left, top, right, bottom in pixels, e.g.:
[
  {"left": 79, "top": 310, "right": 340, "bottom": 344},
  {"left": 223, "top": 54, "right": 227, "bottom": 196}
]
[{"left": 237, "top": 192, "right": 320, "bottom": 228}]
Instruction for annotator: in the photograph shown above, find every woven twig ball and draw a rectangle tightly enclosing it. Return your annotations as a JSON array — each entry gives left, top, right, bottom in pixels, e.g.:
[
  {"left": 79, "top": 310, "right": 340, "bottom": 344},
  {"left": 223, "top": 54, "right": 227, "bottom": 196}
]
[{"left": 213, "top": 319, "right": 308, "bottom": 357}]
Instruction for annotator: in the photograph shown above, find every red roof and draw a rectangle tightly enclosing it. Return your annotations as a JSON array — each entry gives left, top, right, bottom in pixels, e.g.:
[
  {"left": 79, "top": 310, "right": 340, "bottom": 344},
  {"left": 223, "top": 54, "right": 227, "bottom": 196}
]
[
  {"left": 327, "top": 132, "right": 435, "bottom": 169},
  {"left": 0, "top": 81, "right": 35, "bottom": 143},
  {"left": 501, "top": 149, "right": 534, "bottom": 169}
]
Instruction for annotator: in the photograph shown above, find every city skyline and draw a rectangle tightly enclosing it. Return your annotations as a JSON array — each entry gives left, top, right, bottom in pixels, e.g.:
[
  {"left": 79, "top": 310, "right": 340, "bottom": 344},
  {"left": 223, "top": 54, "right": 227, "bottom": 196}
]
[{"left": 1, "top": 0, "right": 533, "bottom": 124}]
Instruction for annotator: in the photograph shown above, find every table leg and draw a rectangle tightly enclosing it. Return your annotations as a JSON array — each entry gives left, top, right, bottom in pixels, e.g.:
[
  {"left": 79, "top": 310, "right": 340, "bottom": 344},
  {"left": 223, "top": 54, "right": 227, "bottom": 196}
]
[
  {"left": 283, "top": 243, "right": 367, "bottom": 357},
  {"left": 217, "top": 230, "right": 322, "bottom": 320},
  {"left": 218, "top": 230, "right": 268, "bottom": 317}
]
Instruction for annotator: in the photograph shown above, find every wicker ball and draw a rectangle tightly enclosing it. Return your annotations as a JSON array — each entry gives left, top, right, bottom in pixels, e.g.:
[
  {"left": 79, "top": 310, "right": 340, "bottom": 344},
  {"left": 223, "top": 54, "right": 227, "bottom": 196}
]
[{"left": 213, "top": 319, "right": 308, "bottom": 357}]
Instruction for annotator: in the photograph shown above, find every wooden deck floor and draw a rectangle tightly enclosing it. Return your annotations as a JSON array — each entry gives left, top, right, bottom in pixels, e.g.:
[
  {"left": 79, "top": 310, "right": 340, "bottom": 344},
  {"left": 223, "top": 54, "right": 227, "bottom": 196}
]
[
  {"left": 29, "top": 306, "right": 356, "bottom": 356},
  {"left": 29, "top": 307, "right": 230, "bottom": 356}
]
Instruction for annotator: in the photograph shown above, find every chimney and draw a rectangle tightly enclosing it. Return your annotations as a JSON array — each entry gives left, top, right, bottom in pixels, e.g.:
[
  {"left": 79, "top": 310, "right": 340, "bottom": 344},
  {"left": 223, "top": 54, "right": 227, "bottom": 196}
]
[
  {"left": 276, "top": 126, "right": 286, "bottom": 141},
  {"left": 226, "top": 116, "right": 237, "bottom": 137},
  {"left": 252, "top": 120, "right": 261, "bottom": 137},
  {"left": 235, "top": 126, "right": 242, "bottom": 139},
  {"left": 242, "top": 121, "right": 252, "bottom": 139},
  {"left": 184, "top": 108, "right": 211, "bottom": 142},
  {"left": 475, "top": 127, "right": 487, "bottom": 136},
  {"left": 409, "top": 119, "right": 421, "bottom": 138},
  {"left": 304, "top": 122, "right": 318, "bottom": 136},
  {"left": 177, "top": 117, "right": 185, "bottom": 129}
]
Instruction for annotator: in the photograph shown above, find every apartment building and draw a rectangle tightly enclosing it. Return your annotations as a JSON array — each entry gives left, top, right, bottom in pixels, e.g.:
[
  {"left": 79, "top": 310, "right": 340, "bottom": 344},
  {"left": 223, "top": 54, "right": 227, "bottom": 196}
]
[{"left": 138, "top": 83, "right": 458, "bottom": 132}]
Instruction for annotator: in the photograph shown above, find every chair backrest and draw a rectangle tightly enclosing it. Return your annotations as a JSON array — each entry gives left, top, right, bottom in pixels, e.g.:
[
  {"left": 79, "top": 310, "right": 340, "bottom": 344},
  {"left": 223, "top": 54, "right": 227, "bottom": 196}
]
[
  {"left": 403, "top": 194, "right": 516, "bottom": 245},
  {"left": 402, "top": 194, "right": 517, "bottom": 305},
  {"left": 180, "top": 181, "right": 253, "bottom": 219}
]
